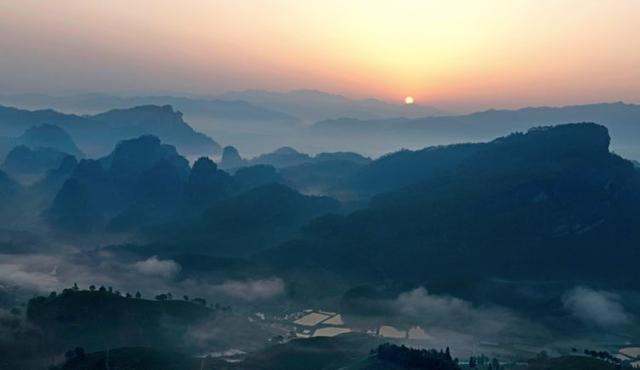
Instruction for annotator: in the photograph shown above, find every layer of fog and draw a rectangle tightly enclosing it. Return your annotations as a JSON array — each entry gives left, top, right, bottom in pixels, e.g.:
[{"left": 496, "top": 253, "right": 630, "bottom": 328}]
[
  {"left": 0, "top": 250, "right": 285, "bottom": 306},
  {"left": 563, "top": 286, "right": 635, "bottom": 327},
  {"left": 344, "top": 286, "right": 639, "bottom": 359}
]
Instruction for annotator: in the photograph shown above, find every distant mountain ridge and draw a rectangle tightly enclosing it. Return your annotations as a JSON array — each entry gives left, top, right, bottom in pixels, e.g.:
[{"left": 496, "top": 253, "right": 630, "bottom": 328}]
[
  {"left": 220, "top": 89, "right": 443, "bottom": 122},
  {"left": 2, "top": 145, "right": 69, "bottom": 176},
  {"left": 0, "top": 124, "right": 82, "bottom": 179},
  {"left": 0, "top": 93, "right": 300, "bottom": 122},
  {"left": 0, "top": 91, "right": 443, "bottom": 123},
  {"left": 221, "top": 145, "right": 371, "bottom": 170},
  {"left": 0, "top": 104, "right": 220, "bottom": 157},
  {"left": 18, "top": 124, "right": 83, "bottom": 158},
  {"left": 312, "top": 102, "right": 640, "bottom": 159}
]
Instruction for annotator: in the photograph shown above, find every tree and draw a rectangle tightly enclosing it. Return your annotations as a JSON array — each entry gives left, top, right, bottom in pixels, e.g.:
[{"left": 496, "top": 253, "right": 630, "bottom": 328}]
[
  {"left": 135, "top": 291, "right": 141, "bottom": 299},
  {"left": 469, "top": 357, "right": 477, "bottom": 368},
  {"left": 125, "top": 292, "right": 132, "bottom": 298},
  {"left": 183, "top": 295, "right": 189, "bottom": 301},
  {"left": 155, "top": 294, "right": 168, "bottom": 301},
  {"left": 99, "top": 286, "right": 106, "bottom": 292},
  {"left": 492, "top": 358, "right": 500, "bottom": 370},
  {"left": 72, "top": 283, "right": 79, "bottom": 291},
  {"left": 89, "top": 285, "right": 96, "bottom": 291}
]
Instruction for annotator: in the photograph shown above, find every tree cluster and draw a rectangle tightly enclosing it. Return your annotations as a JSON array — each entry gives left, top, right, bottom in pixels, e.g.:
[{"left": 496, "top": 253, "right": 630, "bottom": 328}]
[
  {"left": 468, "top": 354, "right": 502, "bottom": 370},
  {"left": 374, "top": 343, "right": 460, "bottom": 370},
  {"left": 583, "top": 348, "right": 627, "bottom": 367}
]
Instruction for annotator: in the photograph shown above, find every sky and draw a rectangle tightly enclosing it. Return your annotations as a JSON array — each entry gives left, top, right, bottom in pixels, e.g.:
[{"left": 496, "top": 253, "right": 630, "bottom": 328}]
[{"left": 1, "top": 0, "right": 639, "bottom": 112}]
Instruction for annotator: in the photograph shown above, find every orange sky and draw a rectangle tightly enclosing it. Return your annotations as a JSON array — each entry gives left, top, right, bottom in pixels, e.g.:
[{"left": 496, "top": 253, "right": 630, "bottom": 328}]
[{"left": 1, "top": 0, "right": 639, "bottom": 112}]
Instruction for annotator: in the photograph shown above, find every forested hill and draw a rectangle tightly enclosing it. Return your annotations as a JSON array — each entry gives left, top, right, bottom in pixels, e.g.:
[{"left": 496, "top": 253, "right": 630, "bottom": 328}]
[{"left": 264, "top": 123, "right": 640, "bottom": 287}]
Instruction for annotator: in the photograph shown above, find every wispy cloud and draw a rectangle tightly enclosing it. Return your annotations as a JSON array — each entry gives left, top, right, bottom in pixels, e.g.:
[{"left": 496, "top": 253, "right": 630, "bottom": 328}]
[
  {"left": 208, "top": 277, "right": 285, "bottom": 301},
  {"left": 563, "top": 286, "right": 633, "bottom": 327},
  {"left": 132, "top": 256, "right": 181, "bottom": 279},
  {"left": 393, "top": 287, "right": 539, "bottom": 338}
]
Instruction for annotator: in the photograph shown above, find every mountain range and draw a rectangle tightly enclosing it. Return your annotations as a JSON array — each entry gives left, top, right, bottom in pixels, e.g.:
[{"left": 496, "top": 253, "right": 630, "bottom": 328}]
[
  {"left": 1, "top": 119, "right": 638, "bottom": 370},
  {"left": 311, "top": 102, "right": 640, "bottom": 160},
  {"left": 263, "top": 123, "right": 640, "bottom": 296},
  {"left": 0, "top": 104, "right": 219, "bottom": 158},
  {"left": 0, "top": 90, "right": 442, "bottom": 123},
  {"left": 219, "top": 89, "right": 443, "bottom": 122}
]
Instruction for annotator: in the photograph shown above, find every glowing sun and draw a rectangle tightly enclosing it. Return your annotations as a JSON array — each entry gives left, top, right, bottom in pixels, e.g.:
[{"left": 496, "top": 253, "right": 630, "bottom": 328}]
[{"left": 404, "top": 96, "right": 414, "bottom": 105}]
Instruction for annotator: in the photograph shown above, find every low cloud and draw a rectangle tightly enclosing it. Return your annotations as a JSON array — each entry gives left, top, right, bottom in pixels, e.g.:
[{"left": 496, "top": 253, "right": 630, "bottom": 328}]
[
  {"left": 563, "top": 286, "right": 633, "bottom": 327},
  {"left": 0, "top": 253, "right": 119, "bottom": 294},
  {"left": 0, "top": 251, "right": 286, "bottom": 306},
  {"left": 131, "top": 256, "right": 181, "bottom": 279},
  {"left": 209, "top": 277, "right": 285, "bottom": 301},
  {"left": 0, "top": 254, "right": 59, "bottom": 291},
  {"left": 394, "top": 287, "right": 529, "bottom": 336}
]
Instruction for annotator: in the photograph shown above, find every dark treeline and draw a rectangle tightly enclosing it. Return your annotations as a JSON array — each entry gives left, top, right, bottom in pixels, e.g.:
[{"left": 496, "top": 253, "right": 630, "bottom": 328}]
[{"left": 374, "top": 343, "right": 460, "bottom": 370}]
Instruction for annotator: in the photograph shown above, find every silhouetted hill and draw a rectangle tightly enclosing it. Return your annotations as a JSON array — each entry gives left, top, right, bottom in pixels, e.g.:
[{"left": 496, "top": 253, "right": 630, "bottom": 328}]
[
  {"left": 351, "top": 344, "right": 460, "bottom": 370},
  {"left": 233, "top": 165, "right": 285, "bottom": 192},
  {"left": 220, "top": 145, "right": 247, "bottom": 169},
  {"left": 0, "top": 169, "right": 18, "bottom": 200},
  {"left": 0, "top": 93, "right": 299, "bottom": 123},
  {"left": 0, "top": 136, "right": 13, "bottom": 160},
  {"left": 281, "top": 160, "right": 367, "bottom": 199},
  {"left": 0, "top": 105, "right": 85, "bottom": 137},
  {"left": 182, "top": 157, "right": 234, "bottom": 210},
  {"left": 348, "top": 143, "right": 481, "bottom": 197},
  {"left": 46, "top": 135, "right": 350, "bottom": 235},
  {"left": 90, "top": 105, "right": 219, "bottom": 155},
  {"left": 46, "top": 160, "right": 116, "bottom": 231},
  {"left": 2, "top": 145, "right": 69, "bottom": 176},
  {"left": 0, "top": 104, "right": 219, "bottom": 157},
  {"left": 100, "top": 135, "right": 190, "bottom": 201},
  {"left": 313, "top": 151, "right": 371, "bottom": 165},
  {"left": 265, "top": 123, "right": 640, "bottom": 289},
  {"left": 220, "top": 148, "right": 372, "bottom": 198},
  {"left": 233, "top": 146, "right": 370, "bottom": 174},
  {"left": 147, "top": 183, "right": 341, "bottom": 256},
  {"left": 250, "top": 146, "right": 312, "bottom": 168},
  {"left": 30, "top": 155, "right": 78, "bottom": 203},
  {"left": 26, "top": 290, "right": 216, "bottom": 353},
  {"left": 312, "top": 102, "right": 640, "bottom": 160},
  {"left": 47, "top": 136, "right": 190, "bottom": 232},
  {"left": 18, "top": 124, "right": 83, "bottom": 157}
]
